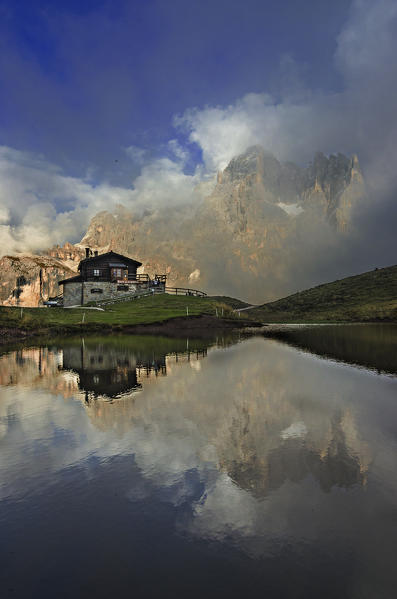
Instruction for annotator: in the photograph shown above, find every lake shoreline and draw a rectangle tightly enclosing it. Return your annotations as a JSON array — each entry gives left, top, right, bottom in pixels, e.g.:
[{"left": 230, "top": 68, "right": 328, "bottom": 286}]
[
  {"left": 251, "top": 322, "right": 397, "bottom": 376},
  {"left": 0, "top": 314, "right": 262, "bottom": 344},
  {"left": 2, "top": 318, "right": 394, "bottom": 346}
]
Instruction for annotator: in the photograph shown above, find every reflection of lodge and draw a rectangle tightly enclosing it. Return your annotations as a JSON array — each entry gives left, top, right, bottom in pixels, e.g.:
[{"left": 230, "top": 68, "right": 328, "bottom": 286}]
[
  {"left": 62, "top": 342, "right": 164, "bottom": 400},
  {"left": 0, "top": 339, "right": 210, "bottom": 416},
  {"left": 0, "top": 340, "right": 371, "bottom": 497},
  {"left": 61, "top": 342, "right": 208, "bottom": 401}
]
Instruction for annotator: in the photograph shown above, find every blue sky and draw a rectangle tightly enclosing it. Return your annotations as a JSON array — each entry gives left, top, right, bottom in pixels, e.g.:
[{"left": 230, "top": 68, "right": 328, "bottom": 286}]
[
  {"left": 0, "top": 0, "right": 396, "bottom": 255},
  {"left": 0, "top": 0, "right": 350, "bottom": 182}
]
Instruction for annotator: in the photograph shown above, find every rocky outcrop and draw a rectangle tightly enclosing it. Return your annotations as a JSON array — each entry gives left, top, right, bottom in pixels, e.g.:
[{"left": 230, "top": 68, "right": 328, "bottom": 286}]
[
  {"left": 0, "top": 147, "right": 366, "bottom": 306},
  {"left": 55, "top": 148, "right": 365, "bottom": 302},
  {"left": 0, "top": 254, "right": 76, "bottom": 307},
  {"left": 301, "top": 151, "right": 364, "bottom": 229}
]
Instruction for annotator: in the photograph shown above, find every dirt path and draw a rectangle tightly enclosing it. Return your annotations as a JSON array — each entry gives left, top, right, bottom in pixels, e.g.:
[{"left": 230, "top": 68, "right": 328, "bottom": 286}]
[{"left": 233, "top": 305, "right": 258, "bottom": 312}]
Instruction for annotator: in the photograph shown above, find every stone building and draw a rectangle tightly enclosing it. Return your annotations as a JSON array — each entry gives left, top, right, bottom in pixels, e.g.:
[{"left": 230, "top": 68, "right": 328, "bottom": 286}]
[{"left": 59, "top": 249, "right": 158, "bottom": 307}]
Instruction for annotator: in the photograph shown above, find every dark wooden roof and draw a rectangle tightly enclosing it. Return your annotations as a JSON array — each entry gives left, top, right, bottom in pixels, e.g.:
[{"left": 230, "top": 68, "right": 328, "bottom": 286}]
[
  {"left": 78, "top": 251, "right": 142, "bottom": 271},
  {"left": 58, "top": 275, "right": 83, "bottom": 285}
]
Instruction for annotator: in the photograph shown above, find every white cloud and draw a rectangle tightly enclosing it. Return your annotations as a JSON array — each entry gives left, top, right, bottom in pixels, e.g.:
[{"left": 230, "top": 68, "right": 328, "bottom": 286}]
[
  {"left": 335, "top": 0, "right": 397, "bottom": 79},
  {"left": 167, "top": 139, "right": 190, "bottom": 164},
  {"left": 0, "top": 0, "right": 396, "bottom": 256},
  {"left": 0, "top": 146, "right": 137, "bottom": 254},
  {"left": 0, "top": 146, "right": 201, "bottom": 256},
  {"left": 125, "top": 145, "right": 147, "bottom": 164},
  {"left": 174, "top": 0, "right": 397, "bottom": 179},
  {"left": 176, "top": 93, "right": 321, "bottom": 171}
]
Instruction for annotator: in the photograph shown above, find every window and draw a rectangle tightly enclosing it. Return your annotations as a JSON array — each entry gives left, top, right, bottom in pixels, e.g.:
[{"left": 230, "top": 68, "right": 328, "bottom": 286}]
[
  {"left": 90, "top": 288, "right": 103, "bottom": 294},
  {"left": 93, "top": 269, "right": 100, "bottom": 277},
  {"left": 117, "top": 285, "right": 129, "bottom": 291}
]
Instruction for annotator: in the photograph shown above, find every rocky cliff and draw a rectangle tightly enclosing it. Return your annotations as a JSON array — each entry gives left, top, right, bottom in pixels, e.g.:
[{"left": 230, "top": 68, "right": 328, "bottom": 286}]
[
  {"left": 0, "top": 254, "right": 76, "bottom": 307},
  {"left": 75, "top": 147, "right": 364, "bottom": 299},
  {"left": 0, "top": 147, "right": 365, "bottom": 305}
]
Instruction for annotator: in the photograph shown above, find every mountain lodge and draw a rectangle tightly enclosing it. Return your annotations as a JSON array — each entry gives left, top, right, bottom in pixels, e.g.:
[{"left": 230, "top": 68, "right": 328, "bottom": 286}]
[{"left": 59, "top": 249, "right": 165, "bottom": 307}]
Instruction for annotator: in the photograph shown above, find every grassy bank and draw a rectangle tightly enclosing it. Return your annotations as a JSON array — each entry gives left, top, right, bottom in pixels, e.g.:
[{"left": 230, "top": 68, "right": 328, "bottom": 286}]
[
  {"left": 0, "top": 294, "right": 245, "bottom": 340},
  {"left": 247, "top": 264, "right": 397, "bottom": 323},
  {"left": 3, "top": 263, "right": 395, "bottom": 339}
]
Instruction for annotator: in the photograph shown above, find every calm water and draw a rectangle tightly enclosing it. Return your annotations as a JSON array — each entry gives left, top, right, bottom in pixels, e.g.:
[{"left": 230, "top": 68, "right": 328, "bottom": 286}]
[{"left": 0, "top": 328, "right": 396, "bottom": 599}]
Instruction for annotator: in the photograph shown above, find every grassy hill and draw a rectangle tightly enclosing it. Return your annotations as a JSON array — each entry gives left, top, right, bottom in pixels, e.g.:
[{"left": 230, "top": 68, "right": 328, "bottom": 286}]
[
  {"left": 0, "top": 294, "right": 244, "bottom": 340},
  {"left": 2, "top": 265, "right": 395, "bottom": 340},
  {"left": 209, "top": 296, "right": 251, "bottom": 310},
  {"left": 249, "top": 264, "right": 397, "bottom": 323}
]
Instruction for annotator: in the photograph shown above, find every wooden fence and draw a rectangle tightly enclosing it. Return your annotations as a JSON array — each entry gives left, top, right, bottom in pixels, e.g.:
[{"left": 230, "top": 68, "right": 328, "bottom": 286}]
[{"left": 165, "top": 287, "right": 207, "bottom": 297}]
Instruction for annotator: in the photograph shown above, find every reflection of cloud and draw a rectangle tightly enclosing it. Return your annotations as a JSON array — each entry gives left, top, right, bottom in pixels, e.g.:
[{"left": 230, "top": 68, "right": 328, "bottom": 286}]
[
  {"left": 1, "top": 337, "right": 394, "bottom": 558},
  {"left": 191, "top": 474, "right": 257, "bottom": 538}
]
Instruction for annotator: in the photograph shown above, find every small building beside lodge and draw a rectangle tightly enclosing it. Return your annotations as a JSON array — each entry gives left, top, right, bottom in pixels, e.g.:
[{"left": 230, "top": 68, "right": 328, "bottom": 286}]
[{"left": 59, "top": 249, "right": 165, "bottom": 307}]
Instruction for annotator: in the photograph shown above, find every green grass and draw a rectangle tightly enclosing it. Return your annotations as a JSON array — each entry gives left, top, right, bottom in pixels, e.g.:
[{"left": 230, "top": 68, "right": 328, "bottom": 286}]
[
  {"left": 209, "top": 295, "right": 251, "bottom": 309},
  {"left": 0, "top": 294, "right": 237, "bottom": 334},
  {"left": 4, "top": 264, "right": 394, "bottom": 334},
  {"left": 248, "top": 264, "right": 397, "bottom": 323}
]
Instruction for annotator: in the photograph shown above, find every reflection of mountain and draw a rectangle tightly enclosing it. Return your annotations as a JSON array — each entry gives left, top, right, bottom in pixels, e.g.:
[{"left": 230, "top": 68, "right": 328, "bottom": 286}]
[
  {"left": 211, "top": 385, "right": 370, "bottom": 498},
  {"left": 68, "top": 339, "right": 370, "bottom": 497},
  {"left": 0, "top": 347, "right": 78, "bottom": 398},
  {"left": 0, "top": 336, "right": 371, "bottom": 499},
  {"left": 0, "top": 336, "right": 211, "bottom": 402},
  {"left": 223, "top": 411, "right": 366, "bottom": 498}
]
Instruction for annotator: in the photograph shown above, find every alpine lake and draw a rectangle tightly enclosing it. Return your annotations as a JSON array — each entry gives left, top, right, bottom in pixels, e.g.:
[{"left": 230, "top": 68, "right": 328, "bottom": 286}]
[{"left": 1, "top": 325, "right": 396, "bottom": 599}]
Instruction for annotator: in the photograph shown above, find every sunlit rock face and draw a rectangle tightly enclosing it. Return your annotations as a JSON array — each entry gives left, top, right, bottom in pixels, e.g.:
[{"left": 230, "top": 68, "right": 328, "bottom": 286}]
[
  {"left": 0, "top": 254, "right": 76, "bottom": 307},
  {"left": 0, "top": 147, "right": 365, "bottom": 305},
  {"left": 70, "top": 147, "right": 364, "bottom": 302},
  {"left": 301, "top": 151, "right": 365, "bottom": 230}
]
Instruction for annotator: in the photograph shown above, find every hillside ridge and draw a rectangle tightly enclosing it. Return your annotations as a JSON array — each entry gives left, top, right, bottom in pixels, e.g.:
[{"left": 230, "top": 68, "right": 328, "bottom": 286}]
[{"left": 250, "top": 264, "right": 397, "bottom": 322}]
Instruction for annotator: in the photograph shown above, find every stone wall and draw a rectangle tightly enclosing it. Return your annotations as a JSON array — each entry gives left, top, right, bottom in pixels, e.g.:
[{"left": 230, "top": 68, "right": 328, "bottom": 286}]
[
  {"left": 63, "top": 281, "right": 140, "bottom": 307},
  {"left": 63, "top": 282, "right": 83, "bottom": 307}
]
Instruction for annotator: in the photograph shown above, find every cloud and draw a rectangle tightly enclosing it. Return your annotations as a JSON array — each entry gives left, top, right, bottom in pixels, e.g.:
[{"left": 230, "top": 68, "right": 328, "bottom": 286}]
[
  {"left": 175, "top": 0, "right": 397, "bottom": 180},
  {"left": 335, "top": 0, "right": 397, "bottom": 80},
  {"left": 0, "top": 146, "right": 202, "bottom": 255},
  {"left": 125, "top": 145, "right": 147, "bottom": 165},
  {"left": 176, "top": 92, "right": 320, "bottom": 171},
  {"left": 0, "top": 146, "right": 134, "bottom": 254},
  {"left": 0, "top": 0, "right": 396, "bottom": 276}
]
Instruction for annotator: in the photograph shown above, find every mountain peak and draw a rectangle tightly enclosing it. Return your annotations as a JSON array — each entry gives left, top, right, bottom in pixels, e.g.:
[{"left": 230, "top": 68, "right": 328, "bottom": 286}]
[{"left": 222, "top": 145, "right": 278, "bottom": 183}]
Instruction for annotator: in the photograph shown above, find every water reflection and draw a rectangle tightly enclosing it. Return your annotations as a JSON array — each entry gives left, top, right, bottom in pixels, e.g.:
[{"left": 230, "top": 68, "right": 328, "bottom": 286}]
[
  {"left": 0, "top": 335, "right": 372, "bottom": 496},
  {"left": 62, "top": 338, "right": 208, "bottom": 401},
  {"left": 0, "top": 334, "right": 396, "bottom": 598},
  {"left": 220, "top": 407, "right": 367, "bottom": 497},
  {"left": 0, "top": 336, "right": 211, "bottom": 402},
  {"left": 265, "top": 323, "right": 397, "bottom": 375}
]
